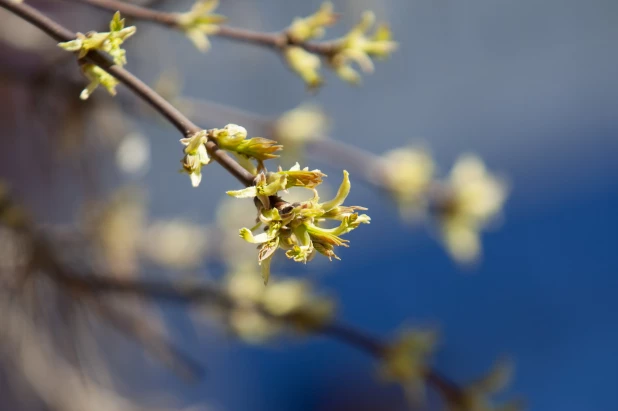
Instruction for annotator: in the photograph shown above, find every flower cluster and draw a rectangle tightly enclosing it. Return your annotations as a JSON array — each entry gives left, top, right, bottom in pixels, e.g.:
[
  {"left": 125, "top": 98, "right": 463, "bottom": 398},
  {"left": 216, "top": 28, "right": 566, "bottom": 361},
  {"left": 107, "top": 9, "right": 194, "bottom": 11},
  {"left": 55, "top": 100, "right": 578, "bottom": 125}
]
[
  {"left": 58, "top": 12, "right": 136, "bottom": 99},
  {"left": 375, "top": 146, "right": 507, "bottom": 263},
  {"left": 179, "top": 124, "right": 282, "bottom": 186},
  {"left": 328, "top": 11, "right": 398, "bottom": 85},
  {"left": 283, "top": 3, "right": 397, "bottom": 88},
  {"left": 177, "top": 122, "right": 368, "bottom": 283},
  {"left": 228, "top": 166, "right": 370, "bottom": 284},
  {"left": 176, "top": 0, "right": 226, "bottom": 52}
]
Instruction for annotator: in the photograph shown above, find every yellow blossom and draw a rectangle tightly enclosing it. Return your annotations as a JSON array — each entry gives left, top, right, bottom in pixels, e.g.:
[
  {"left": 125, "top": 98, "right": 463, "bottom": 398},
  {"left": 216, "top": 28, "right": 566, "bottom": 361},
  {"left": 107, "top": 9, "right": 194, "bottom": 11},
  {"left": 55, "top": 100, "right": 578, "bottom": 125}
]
[
  {"left": 329, "top": 11, "right": 397, "bottom": 84},
  {"left": 287, "top": 2, "right": 339, "bottom": 42},
  {"left": 284, "top": 46, "right": 323, "bottom": 89},
  {"left": 79, "top": 63, "right": 120, "bottom": 100},
  {"left": 58, "top": 12, "right": 136, "bottom": 66},
  {"left": 233, "top": 169, "right": 369, "bottom": 282},
  {"left": 179, "top": 130, "right": 210, "bottom": 187}
]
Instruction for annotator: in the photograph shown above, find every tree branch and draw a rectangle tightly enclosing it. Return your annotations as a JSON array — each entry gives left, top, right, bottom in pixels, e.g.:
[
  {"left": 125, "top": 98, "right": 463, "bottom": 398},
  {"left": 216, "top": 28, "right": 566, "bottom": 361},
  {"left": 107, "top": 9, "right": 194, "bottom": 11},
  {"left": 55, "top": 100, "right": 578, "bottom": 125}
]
[
  {"left": 0, "top": 0, "right": 254, "bottom": 187},
  {"left": 66, "top": 0, "right": 339, "bottom": 55}
]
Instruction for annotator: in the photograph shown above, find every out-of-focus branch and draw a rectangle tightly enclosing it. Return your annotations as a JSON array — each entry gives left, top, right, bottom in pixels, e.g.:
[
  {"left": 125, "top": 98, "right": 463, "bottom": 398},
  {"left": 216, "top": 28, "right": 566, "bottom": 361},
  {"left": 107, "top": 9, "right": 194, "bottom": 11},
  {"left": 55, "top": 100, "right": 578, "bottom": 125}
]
[
  {"left": 56, "top": 268, "right": 468, "bottom": 405},
  {"left": 2, "top": 182, "right": 466, "bottom": 406},
  {"left": 0, "top": 0, "right": 255, "bottom": 187}
]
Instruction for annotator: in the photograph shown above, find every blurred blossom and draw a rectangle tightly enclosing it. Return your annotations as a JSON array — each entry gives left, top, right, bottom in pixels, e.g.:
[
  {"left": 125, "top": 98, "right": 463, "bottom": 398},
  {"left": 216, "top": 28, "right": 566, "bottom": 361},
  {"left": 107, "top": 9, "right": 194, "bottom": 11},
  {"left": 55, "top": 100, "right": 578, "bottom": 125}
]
[
  {"left": 223, "top": 268, "right": 335, "bottom": 342},
  {"left": 446, "top": 360, "right": 523, "bottom": 411},
  {"left": 84, "top": 188, "right": 146, "bottom": 278},
  {"left": 287, "top": 2, "right": 338, "bottom": 42},
  {"left": 283, "top": 46, "right": 323, "bottom": 89},
  {"left": 177, "top": 0, "right": 227, "bottom": 52},
  {"left": 274, "top": 104, "right": 328, "bottom": 144},
  {"left": 439, "top": 155, "right": 508, "bottom": 263},
  {"left": 116, "top": 132, "right": 151, "bottom": 176},
  {"left": 378, "top": 147, "right": 435, "bottom": 221},
  {"left": 225, "top": 267, "right": 279, "bottom": 342},
  {"left": 274, "top": 103, "right": 329, "bottom": 165},
  {"left": 379, "top": 328, "right": 437, "bottom": 402},
  {"left": 140, "top": 219, "right": 208, "bottom": 270}
]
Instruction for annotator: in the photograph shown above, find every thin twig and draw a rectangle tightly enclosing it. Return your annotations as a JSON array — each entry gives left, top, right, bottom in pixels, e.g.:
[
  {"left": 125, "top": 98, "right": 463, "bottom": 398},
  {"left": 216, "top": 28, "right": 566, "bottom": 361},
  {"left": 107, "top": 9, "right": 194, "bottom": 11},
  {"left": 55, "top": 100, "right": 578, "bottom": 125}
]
[
  {"left": 0, "top": 0, "right": 254, "bottom": 187},
  {"left": 66, "top": 0, "right": 339, "bottom": 55}
]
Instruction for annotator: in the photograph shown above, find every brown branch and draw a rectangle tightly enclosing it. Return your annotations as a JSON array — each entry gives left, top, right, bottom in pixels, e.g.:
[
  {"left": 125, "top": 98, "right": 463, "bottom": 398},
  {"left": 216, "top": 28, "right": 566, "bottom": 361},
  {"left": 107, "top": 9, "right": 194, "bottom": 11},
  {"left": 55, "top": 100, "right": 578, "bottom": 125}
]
[
  {"left": 0, "top": 0, "right": 254, "bottom": 187},
  {"left": 66, "top": 0, "right": 339, "bottom": 56}
]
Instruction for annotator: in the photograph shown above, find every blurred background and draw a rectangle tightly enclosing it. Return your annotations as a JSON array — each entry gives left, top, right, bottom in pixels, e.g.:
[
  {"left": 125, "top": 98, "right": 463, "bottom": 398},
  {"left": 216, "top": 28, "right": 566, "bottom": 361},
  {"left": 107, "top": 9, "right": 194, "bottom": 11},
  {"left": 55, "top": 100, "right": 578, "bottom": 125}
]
[{"left": 1, "top": 0, "right": 617, "bottom": 410}]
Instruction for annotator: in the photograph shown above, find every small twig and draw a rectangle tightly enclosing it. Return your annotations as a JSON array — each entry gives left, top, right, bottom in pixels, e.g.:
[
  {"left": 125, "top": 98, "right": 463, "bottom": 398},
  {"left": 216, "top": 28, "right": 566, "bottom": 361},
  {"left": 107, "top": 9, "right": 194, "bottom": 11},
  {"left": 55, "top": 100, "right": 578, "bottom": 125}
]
[
  {"left": 0, "top": 0, "right": 254, "bottom": 187},
  {"left": 66, "top": 0, "right": 339, "bottom": 55}
]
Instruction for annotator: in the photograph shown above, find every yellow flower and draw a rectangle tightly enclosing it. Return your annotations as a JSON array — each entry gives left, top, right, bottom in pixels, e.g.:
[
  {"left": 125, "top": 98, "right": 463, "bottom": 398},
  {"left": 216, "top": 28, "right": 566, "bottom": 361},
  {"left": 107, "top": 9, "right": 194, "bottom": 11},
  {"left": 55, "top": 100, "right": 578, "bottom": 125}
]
[
  {"left": 284, "top": 46, "right": 323, "bottom": 89},
  {"left": 287, "top": 2, "right": 339, "bottom": 42},
  {"left": 179, "top": 130, "right": 210, "bottom": 187},
  {"left": 210, "top": 124, "right": 282, "bottom": 170},
  {"left": 232, "top": 170, "right": 369, "bottom": 283},
  {"left": 79, "top": 63, "right": 120, "bottom": 100},
  {"left": 58, "top": 12, "right": 135, "bottom": 99},
  {"left": 58, "top": 12, "right": 136, "bottom": 66},
  {"left": 278, "top": 163, "right": 326, "bottom": 189},
  {"left": 329, "top": 11, "right": 397, "bottom": 84}
]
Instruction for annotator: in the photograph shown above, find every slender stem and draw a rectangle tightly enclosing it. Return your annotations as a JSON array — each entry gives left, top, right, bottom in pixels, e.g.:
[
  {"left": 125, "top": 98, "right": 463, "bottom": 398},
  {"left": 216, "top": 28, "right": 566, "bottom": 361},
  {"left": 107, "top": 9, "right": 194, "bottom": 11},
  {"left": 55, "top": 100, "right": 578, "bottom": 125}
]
[
  {"left": 69, "top": 0, "right": 177, "bottom": 27},
  {"left": 66, "top": 0, "right": 338, "bottom": 56},
  {"left": 0, "top": 0, "right": 254, "bottom": 187},
  {"left": 215, "top": 25, "right": 286, "bottom": 49}
]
